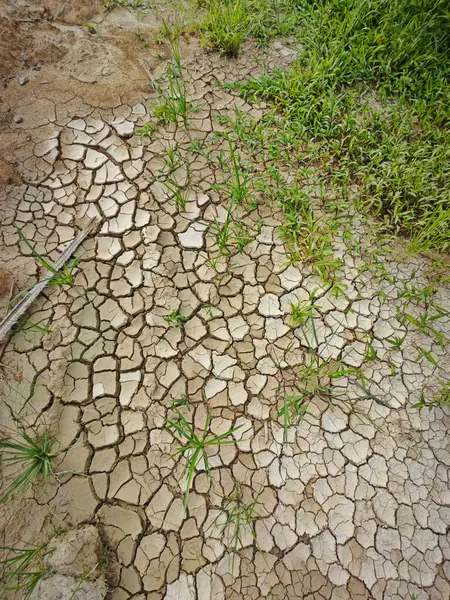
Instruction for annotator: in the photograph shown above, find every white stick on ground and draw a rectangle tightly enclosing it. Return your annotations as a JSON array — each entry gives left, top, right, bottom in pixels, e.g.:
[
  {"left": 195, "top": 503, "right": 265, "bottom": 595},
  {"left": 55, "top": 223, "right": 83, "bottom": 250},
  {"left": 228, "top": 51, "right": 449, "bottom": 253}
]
[{"left": 0, "top": 218, "right": 97, "bottom": 343}]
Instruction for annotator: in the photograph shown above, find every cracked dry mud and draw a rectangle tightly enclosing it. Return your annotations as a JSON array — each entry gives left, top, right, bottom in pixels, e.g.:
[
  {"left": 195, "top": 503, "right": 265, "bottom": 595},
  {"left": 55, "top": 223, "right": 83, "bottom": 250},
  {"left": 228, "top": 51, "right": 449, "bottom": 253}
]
[{"left": 0, "top": 13, "right": 449, "bottom": 600}]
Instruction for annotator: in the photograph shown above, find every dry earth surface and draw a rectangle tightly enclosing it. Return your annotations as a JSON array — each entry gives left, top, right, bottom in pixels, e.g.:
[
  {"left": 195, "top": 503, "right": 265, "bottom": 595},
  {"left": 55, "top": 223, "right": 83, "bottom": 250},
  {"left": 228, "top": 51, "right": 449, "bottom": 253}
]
[{"left": 0, "top": 2, "right": 449, "bottom": 600}]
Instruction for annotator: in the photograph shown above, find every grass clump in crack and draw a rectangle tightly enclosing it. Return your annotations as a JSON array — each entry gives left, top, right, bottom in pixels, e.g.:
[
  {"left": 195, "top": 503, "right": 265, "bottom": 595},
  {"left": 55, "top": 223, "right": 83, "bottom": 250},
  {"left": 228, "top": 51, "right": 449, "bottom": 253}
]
[
  {"left": 150, "top": 38, "right": 196, "bottom": 128},
  {"left": 200, "top": 0, "right": 251, "bottom": 56},
  {"left": 198, "top": 0, "right": 301, "bottom": 55},
  {"left": 0, "top": 543, "right": 52, "bottom": 600},
  {"left": 15, "top": 227, "right": 80, "bottom": 289},
  {"left": 165, "top": 407, "right": 241, "bottom": 507},
  {"left": 0, "top": 426, "right": 67, "bottom": 504},
  {"left": 279, "top": 181, "right": 342, "bottom": 283},
  {"left": 164, "top": 310, "right": 188, "bottom": 328}
]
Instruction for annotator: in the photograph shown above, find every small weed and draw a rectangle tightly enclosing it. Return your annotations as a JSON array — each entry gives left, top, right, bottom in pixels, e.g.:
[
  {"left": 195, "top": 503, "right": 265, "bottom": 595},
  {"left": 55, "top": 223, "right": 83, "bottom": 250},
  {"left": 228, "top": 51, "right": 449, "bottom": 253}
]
[
  {"left": 278, "top": 393, "right": 309, "bottom": 441},
  {"left": 83, "top": 22, "right": 97, "bottom": 34},
  {"left": 165, "top": 408, "right": 241, "bottom": 507},
  {"left": 170, "top": 396, "right": 190, "bottom": 408},
  {"left": 187, "top": 137, "right": 206, "bottom": 155},
  {"left": 397, "top": 283, "right": 436, "bottom": 305},
  {"left": 213, "top": 481, "right": 261, "bottom": 561},
  {"left": 278, "top": 316, "right": 367, "bottom": 442},
  {"left": 0, "top": 427, "right": 66, "bottom": 503},
  {"left": 290, "top": 296, "right": 319, "bottom": 328},
  {"left": 162, "top": 179, "right": 190, "bottom": 211},
  {"left": 164, "top": 311, "right": 188, "bottom": 328},
  {"left": 278, "top": 182, "right": 342, "bottom": 284},
  {"left": 16, "top": 227, "right": 80, "bottom": 288},
  {"left": 135, "top": 122, "right": 156, "bottom": 137},
  {"left": 412, "top": 382, "right": 450, "bottom": 410},
  {"left": 22, "top": 321, "right": 51, "bottom": 334},
  {"left": 202, "top": 303, "right": 214, "bottom": 318},
  {"left": 150, "top": 39, "right": 196, "bottom": 128},
  {"left": 200, "top": 0, "right": 251, "bottom": 56},
  {"left": 415, "top": 347, "right": 439, "bottom": 367},
  {"left": 213, "top": 137, "right": 254, "bottom": 207},
  {"left": 161, "top": 144, "right": 182, "bottom": 173},
  {"left": 134, "top": 29, "right": 148, "bottom": 47},
  {"left": 364, "top": 342, "right": 377, "bottom": 361},
  {"left": 209, "top": 209, "right": 255, "bottom": 262},
  {"left": 397, "top": 307, "right": 447, "bottom": 346},
  {"left": 0, "top": 543, "right": 51, "bottom": 600}
]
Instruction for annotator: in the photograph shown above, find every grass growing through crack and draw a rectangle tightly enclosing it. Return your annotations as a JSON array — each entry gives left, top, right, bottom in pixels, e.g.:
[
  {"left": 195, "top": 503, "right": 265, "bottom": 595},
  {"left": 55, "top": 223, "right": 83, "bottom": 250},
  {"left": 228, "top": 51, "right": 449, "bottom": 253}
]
[
  {"left": 396, "top": 282, "right": 449, "bottom": 346},
  {"left": 290, "top": 295, "right": 319, "bottom": 328},
  {"left": 278, "top": 181, "right": 342, "bottom": 283},
  {"left": 0, "top": 544, "right": 51, "bottom": 600},
  {"left": 165, "top": 407, "right": 241, "bottom": 507},
  {"left": 412, "top": 381, "right": 450, "bottom": 410},
  {"left": 150, "top": 38, "right": 197, "bottom": 128},
  {"left": 15, "top": 227, "right": 80, "bottom": 288},
  {"left": 278, "top": 314, "right": 371, "bottom": 442},
  {"left": 207, "top": 480, "right": 262, "bottom": 569},
  {"left": 0, "top": 427, "right": 65, "bottom": 504},
  {"left": 200, "top": 0, "right": 251, "bottom": 56},
  {"left": 161, "top": 179, "right": 190, "bottom": 211},
  {"left": 164, "top": 310, "right": 188, "bottom": 328}
]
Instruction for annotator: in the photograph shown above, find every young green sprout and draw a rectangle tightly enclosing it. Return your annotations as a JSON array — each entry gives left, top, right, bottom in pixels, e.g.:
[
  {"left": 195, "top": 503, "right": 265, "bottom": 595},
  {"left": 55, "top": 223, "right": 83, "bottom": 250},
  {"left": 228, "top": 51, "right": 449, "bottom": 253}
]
[
  {"left": 290, "top": 297, "right": 319, "bottom": 328},
  {"left": 207, "top": 480, "right": 262, "bottom": 570},
  {"left": 200, "top": 0, "right": 251, "bottom": 57},
  {"left": 165, "top": 408, "right": 241, "bottom": 507},
  {"left": 0, "top": 543, "right": 50, "bottom": 600},
  {"left": 385, "top": 335, "right": 405, "bottom": 349},
  {"left": 164, "top": 310, "right": 188, "bottom": 328}
]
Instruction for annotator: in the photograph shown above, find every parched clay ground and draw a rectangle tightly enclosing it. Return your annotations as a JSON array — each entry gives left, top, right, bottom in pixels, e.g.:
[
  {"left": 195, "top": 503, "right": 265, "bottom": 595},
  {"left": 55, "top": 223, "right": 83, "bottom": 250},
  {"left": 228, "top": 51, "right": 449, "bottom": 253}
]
[{"left": 0, "top": 3, "right": 449, "bottom": 600}]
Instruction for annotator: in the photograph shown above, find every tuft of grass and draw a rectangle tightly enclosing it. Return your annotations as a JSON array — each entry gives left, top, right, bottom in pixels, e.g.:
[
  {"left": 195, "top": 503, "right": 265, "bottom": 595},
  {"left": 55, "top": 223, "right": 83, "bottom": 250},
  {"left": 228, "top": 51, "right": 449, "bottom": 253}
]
[
  {"left": 290, "top": 296, "right": 319, "bottom": 328},
  {"left": 198, "top": 0, "right": 301, "bottom": 54},
  {"left": 397, "top": 307, "right": 447, "bottom": 346},
  {"left": 164, "top": 310, "right": 188, "bottom": 328},
  {"left": 135, "top": 122, "right": 156, "bottom": 137},
  {"left": 0, "top": 427, "right": 64, "bottom": 504},
  {"left": 170, "top": 396, "right": 190, "bottom": 408},
  {"left": 0, "top": 543, "right": 50, "bottom": 600},
  {"left": 278, "top": 181, "right": 342, "bottom": 283},
  {"left": 412, "top": 381, "right": 450, "bottom": 410},
  {"left": 385, "top": 335, "right": 405, "bottom": 349},
  {"left": 207, "top": 480, "right": 262, "bottom": 569},
  {"left": 16, "top": 226, "right": 80, "bottom": 288},
  {"left": 151, "top": 39, "right": 196, "bottom": 128},
  {"left": 278, "top": 313, "right": 370, "bottom": 442},
  {"left": 200, "top": 0, "right": 251, "bottom": 56},
  {"left": 165, "top": 408, "right": 241, "bottom": 507}
]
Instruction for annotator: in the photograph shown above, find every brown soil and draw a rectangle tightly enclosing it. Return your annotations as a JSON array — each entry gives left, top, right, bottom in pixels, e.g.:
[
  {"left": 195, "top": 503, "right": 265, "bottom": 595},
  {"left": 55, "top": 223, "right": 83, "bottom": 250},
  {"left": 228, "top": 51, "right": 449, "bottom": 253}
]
[{"left": 0, "top": 0, "right": 169, "bottom": 186}]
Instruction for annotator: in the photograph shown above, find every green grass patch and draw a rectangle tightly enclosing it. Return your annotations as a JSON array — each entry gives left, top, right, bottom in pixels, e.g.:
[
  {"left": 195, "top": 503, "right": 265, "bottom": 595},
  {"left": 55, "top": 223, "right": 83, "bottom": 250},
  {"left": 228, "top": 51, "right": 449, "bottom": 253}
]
[
  {"left": 228, "top": 0, "right": 450, "bottom": 251},
  {"left": 197, "top": 0, "right": 301, "bottom": 55}
]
